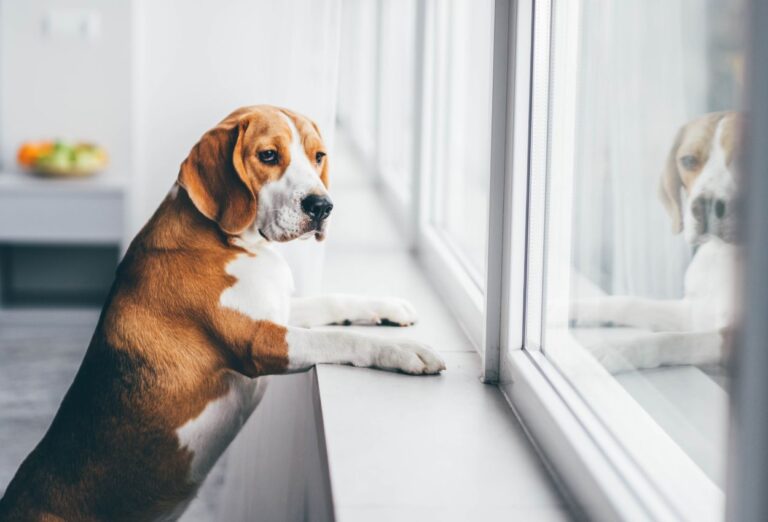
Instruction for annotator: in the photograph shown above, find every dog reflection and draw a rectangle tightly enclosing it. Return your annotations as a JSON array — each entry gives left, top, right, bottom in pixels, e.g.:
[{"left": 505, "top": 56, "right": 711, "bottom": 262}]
[{"left": 572, "top": 111, "right": 742, "bottom": 373}]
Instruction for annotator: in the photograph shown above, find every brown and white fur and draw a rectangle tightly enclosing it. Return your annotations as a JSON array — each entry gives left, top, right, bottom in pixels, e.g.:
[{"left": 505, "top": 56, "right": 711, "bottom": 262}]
[
  {"left": 572, "top": 111, "right": 742, "bottom": 373},
  {"left": 0, "top": 106, "right": 445, "bottom": 521}
]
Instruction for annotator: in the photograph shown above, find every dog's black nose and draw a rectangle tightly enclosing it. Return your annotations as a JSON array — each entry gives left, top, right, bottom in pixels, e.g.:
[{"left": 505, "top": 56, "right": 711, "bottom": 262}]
[
  {"left": 301, "top": 194, "right": 334, "bottom": 221},
  {"left": 714, "top": 199, "right": 726, "bottom": 219}
]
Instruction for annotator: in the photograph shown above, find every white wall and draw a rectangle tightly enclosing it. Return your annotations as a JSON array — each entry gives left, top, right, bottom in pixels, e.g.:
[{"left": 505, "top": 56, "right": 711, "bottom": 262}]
[{"left": 0, "top": 0, "right": 135, "bottom": 180}]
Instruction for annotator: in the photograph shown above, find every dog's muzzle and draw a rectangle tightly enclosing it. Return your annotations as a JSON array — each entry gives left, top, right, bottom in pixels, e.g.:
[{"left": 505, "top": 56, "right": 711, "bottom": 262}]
[{"left": 690, "top": 194, "right": 736, "bottom": 243}]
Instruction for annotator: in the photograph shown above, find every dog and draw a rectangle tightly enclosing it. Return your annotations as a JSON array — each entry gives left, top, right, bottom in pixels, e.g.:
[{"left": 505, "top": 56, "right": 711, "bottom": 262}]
[
  {"left": 0, "top": 106, "right": 445, "bottom": 521},
  {"left": 571, "top": 111, "right": 742, "bottom": 373}
]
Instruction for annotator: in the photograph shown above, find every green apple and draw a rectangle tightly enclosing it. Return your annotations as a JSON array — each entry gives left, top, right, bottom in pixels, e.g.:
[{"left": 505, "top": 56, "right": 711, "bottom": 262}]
[{"left": 36, "top": 142, "right": 73, "bottom": 171}]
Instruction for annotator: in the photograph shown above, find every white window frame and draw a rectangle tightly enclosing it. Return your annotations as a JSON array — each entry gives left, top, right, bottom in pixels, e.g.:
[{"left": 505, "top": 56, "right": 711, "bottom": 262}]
[
  {"left": 338, "top": 0, "right": 493, "bottom": 351},
  {"left": 486, "top": 0, "right": 727, "bottom": 520}
]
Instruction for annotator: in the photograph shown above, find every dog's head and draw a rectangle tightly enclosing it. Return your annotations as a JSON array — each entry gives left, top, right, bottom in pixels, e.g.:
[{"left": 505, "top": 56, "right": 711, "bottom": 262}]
[
  {"left": 660, "top": 111, "right": 743, "bottom": 245},
  {"left": 178, "top": 105, "right": 332, "bottom": 242}
]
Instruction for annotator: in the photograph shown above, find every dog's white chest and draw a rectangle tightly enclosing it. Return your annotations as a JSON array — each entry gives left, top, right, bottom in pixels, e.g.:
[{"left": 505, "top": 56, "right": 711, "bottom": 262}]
[
  {"left": 176, "top": 374, "right": 269, "bottom": 483},
  {"left": 219, "top": 242, "right": 294, "bottom": 323},
  {"left": 685, "top": 239, "right": 736, "bottom": 329}
]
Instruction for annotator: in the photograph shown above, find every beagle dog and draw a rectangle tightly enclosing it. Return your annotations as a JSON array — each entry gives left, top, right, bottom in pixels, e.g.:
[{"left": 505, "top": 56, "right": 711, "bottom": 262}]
[
  {"left": 572, "top": 111, "right": 742, "bottom": 373},
  {"left": 0, "top": 106, "right": 445, "bottom": 521}
]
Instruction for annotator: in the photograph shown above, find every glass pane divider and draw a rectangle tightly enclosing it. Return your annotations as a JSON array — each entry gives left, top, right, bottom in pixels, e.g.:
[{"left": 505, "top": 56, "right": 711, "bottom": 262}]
[
  {"left": 481, "top": 0, "right": 512, "bottom": 381},
  {"left": 523, "top": 0, "right": 553, "bottom": 352}
]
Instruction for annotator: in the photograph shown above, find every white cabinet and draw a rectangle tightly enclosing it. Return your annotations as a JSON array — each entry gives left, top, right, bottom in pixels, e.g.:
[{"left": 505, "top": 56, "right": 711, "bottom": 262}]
[{"left": 0, "top": 171, "right": 125, "bottom": 245}]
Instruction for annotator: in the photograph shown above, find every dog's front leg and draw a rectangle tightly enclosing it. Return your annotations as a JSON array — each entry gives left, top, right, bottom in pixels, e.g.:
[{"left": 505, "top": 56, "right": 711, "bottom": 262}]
[
  {"left": 237, "top": 320, "right": 445, "bottom": 376},
  {"left": 290, "top": 294, "right": 417, "bottom": 328},
  {"left": 586, "top": 330, "right": 725, "bottom": 373},
  {"left": 282, "top": 327, "right": 445, "bottom": 374},
  {"left": 571, "top": 296, "right": 693, "bottom": 332}
]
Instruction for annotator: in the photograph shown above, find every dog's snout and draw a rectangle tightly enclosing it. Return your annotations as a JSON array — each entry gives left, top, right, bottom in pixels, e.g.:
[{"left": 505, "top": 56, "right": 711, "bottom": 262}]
[
  {"left": 691, "top": 195, "right": 732, "bottom": 238},
  {"left": 301, "top": 194, "right": 334, "bottom": 221},
  {"left": 692, "top": 196, "right": 728, "bottom": 221},
  {"left": 691, "top": 196, "right": 709, "bottom": 222},
  {"left": 714, "top": 199, "right": 726, "bottom": 219}
]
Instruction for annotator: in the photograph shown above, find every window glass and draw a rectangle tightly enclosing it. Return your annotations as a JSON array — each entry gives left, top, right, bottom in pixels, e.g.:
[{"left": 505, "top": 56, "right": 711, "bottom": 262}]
[
  {"left": 539, "top": 0, "right": 745, "bottom": 499},
  {"left": 377, "top": 0, "right": 417, "bottom": 204},
  {"left": 337, "top": 0, "right": 379, "bottom": 159},
  {"left": 426, "top": 0, "right": 494, "bottom": 283}
]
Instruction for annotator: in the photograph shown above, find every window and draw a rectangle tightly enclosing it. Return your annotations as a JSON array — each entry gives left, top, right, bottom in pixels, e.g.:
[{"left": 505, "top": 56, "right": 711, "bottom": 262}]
[
  {"left": 338, "top": 0, "right": 758, "bottom": 518},
  {"left": 376, "top": 0, "right": 418, "bottom": 207},
  {"left": 416, "top": 0, "right": 496, "bottom": 347},
  {"left": 422, "top": 0, "right": 494, "bottom": 282},
  {"left": 337, "top": 0, "right": 379, "bottom": 161},
  {"left": 498, "top": 0, "right": 746, "bottom": 519},
  {"left": 338, "top": 0, "right": 495, "bottom": 348}
]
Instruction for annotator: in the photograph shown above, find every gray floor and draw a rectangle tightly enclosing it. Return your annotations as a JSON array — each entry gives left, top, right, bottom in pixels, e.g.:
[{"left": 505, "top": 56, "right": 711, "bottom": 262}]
[
  {"left": 0, "top": 315, "right": 227, "bottom": 521},
  {"left": 0, "top": 322, "right": 91, "bottom": 491}
]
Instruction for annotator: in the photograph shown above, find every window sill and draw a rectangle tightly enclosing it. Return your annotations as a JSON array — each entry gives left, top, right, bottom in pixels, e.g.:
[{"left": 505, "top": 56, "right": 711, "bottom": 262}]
[
  {"left": 310, "top": 134, "right": 566, "bottom": 519},
  {"left": 315, "top": 351, "right": 568, "bottom": 520}
]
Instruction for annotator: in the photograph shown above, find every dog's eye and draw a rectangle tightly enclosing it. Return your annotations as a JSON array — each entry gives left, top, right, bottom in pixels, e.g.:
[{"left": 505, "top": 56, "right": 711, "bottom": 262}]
[
  {"left": 315, "top": 152, "right": 326, "bottom": 165},
  {"left": 679, "top": 154, "right": 699, "bottom": 170},
  {"left": 258, "top": 150, "right": 279, "bottom": 165}
]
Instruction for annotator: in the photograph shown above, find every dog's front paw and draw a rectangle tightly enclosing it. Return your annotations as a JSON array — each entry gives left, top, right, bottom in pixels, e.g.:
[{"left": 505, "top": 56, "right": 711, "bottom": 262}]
[
  {"left": 336, "top": 297, "right": 418, "bottom": 327},
  {"left": 376, "top": 340, "right": 446, "bottom": 375},
  {"left": 569, "top": 298, "right": 607, "bottom": 326},
  {"left": 371, "top": 297, "right": 418, "bottom": 326}
]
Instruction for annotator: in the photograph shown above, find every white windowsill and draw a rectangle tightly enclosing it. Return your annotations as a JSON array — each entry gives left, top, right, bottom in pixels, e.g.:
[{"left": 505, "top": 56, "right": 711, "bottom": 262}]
[
  {"left": 309, "top": 134, "right": 568, "bottom": 520},
  {"left": 315, "top": 353, "right": 567, "bottom": 520}
]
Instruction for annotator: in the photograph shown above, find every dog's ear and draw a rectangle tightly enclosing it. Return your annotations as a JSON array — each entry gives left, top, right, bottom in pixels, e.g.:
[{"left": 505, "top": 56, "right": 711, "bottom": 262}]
[
  {"left": 659, "top": 126, "right": 685, "bottom": 234},
  {"left": 178, "top": 119, "right": 256, "bottom": 235}
]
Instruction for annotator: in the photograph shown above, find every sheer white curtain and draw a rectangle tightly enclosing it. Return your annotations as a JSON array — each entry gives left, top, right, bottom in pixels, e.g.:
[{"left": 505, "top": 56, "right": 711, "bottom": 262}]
[{"left": 571, "top": 1, "right": 709, "bottom": 299}]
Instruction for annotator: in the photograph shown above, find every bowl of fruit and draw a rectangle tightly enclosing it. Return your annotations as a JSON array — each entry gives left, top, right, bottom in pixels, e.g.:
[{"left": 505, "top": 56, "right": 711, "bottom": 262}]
[{"left": 17, "top": 141, "right": 108, "bottom": 178}]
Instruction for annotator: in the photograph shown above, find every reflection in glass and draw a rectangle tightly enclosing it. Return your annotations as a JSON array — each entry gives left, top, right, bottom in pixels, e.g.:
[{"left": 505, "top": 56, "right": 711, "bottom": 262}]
[
  {"left": 428, "top": 0, "right": 494, "bottom": 282},
  {"left": 543, "top": 0, "right": 745, "bottom": 493}
]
